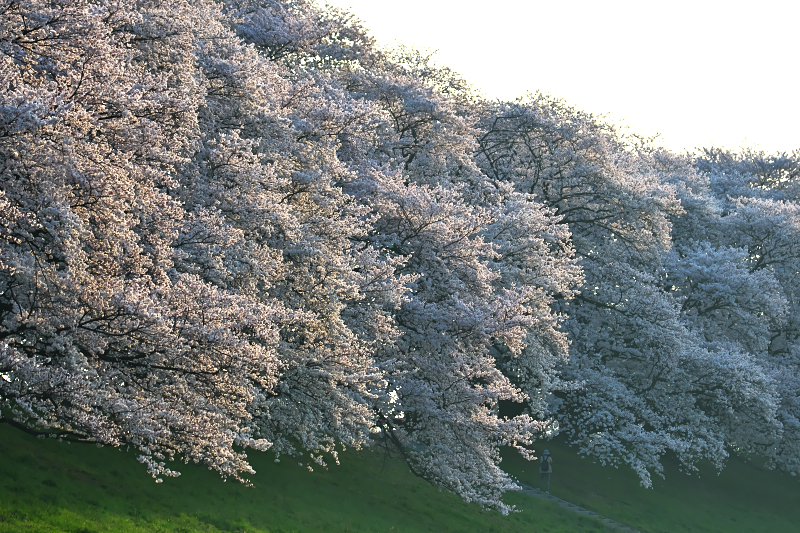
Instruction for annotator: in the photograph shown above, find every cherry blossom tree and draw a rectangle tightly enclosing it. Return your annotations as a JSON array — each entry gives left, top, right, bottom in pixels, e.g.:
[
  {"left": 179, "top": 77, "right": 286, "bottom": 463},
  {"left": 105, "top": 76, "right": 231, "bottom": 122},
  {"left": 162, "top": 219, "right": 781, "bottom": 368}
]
[
  {"left": 0, "top": 0, "right": 292, "bottom": 482},
  {"left": 677, "top": 147, "right": 800, "bottom": 475},
  {"left": 3, "top": 0, "right": 796, "bottom": 511},
  {"left": 475, "top": 96, "right": 792, "bottom": 486},
  {"left": 1, "top": 0, "right": 584, "bottom": 512}
]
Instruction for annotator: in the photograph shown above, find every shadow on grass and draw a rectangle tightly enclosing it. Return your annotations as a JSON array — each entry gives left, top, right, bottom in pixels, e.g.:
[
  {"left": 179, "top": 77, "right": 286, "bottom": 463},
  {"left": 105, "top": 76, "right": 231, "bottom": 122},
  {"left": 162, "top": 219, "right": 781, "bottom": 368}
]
[{"left": 501, "top": 436, "right": 800, "bottom": 533}]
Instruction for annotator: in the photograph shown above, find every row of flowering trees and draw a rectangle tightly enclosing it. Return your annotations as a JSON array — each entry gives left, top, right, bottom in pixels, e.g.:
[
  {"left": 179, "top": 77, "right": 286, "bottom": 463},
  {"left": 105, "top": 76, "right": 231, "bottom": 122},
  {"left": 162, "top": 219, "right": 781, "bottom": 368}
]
[
  {"left": 2, "top": 0, "right": 798, "bottom": 512},
  {"left": 475, "top": 99, "right": 800, "bottom": 485}
]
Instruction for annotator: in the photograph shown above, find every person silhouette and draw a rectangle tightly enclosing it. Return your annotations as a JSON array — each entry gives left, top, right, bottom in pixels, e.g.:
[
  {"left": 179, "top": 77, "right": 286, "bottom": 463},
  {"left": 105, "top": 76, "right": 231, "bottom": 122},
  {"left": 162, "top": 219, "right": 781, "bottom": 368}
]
[{"left": 539, "top": 449, "right": 553, "bottom": 493}]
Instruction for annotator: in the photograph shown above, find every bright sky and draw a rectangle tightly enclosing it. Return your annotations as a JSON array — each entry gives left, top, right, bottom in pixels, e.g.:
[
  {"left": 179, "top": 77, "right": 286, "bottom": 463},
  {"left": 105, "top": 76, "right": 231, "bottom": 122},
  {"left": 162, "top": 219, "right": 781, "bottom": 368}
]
[{"left": 322, "top": 0, "right": 799, "bottom": 154}]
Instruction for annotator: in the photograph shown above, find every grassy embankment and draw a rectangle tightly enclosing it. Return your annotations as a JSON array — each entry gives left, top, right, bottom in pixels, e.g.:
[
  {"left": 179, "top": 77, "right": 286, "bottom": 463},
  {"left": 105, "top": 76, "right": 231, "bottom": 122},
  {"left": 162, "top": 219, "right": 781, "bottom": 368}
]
[
  {"left": 503, "top": 439, "right": 800, "bottom": 533},
  {"left": 1, "top": 423, "right": 798, "bottom": 532}
]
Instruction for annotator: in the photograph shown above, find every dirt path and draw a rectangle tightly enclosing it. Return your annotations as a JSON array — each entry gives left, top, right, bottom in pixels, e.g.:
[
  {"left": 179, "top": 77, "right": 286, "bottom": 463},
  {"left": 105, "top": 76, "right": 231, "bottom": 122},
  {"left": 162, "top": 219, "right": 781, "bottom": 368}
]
[{"left": 517, "top": 483, "right": 644, "bottom": 532}]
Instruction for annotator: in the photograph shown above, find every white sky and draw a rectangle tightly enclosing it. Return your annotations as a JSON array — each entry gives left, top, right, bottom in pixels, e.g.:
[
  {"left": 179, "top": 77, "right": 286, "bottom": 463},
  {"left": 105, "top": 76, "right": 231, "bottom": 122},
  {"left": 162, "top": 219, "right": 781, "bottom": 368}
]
[{"left": 322, "top": 0, "right": 799, "bottom": 154}]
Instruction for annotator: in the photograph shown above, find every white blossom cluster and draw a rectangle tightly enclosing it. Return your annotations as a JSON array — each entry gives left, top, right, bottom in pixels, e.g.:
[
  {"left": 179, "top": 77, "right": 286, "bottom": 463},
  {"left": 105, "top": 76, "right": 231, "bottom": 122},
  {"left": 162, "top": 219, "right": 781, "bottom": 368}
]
[
  {"left": 475, "top": 100, "right": 800, "bottom": 486},
  {"left": 1, "top": 0, "right": 799, "bottom": 513}
]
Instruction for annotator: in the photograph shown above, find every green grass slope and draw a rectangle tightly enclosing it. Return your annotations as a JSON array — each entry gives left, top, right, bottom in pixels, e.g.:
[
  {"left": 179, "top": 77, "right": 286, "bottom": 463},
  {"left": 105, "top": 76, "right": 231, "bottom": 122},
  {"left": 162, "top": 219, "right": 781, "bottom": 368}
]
[
  {"left": 0, "top": 424, "right": 602, "bottom": 533},
  {"left": 2, "top": 423, "right": 799, "bottom": 532},
  {"left": 505, "top": 439, "right": 800, "bottom": 533}
]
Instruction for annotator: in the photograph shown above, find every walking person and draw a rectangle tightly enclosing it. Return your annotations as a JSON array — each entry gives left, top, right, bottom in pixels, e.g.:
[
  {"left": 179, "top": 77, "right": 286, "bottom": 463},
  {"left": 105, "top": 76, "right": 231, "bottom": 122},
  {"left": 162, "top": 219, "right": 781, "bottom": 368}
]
[{"left": 539, "top": 449, "right": 553, "bottom": 493}]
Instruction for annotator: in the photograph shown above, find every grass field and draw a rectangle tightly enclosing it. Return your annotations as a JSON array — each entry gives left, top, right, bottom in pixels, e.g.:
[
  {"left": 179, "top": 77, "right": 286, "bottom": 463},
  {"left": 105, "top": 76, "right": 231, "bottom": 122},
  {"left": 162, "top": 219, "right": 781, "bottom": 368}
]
[
  {"left": 0, "top": 424, "right": 605, "bottom": 533},
  {"left": 505, "top": 439, "right": 800, "bottom": 533},
  {"left": 1, "top": 423, "right": 798, "bottom": 532}
]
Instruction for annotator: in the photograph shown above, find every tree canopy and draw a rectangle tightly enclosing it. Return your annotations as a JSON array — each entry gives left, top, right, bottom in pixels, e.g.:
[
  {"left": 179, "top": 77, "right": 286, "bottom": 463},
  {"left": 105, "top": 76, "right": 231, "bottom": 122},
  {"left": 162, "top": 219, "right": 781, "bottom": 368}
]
[{"left": 2, "top": 0, "right": 799, "bottom": 513}]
